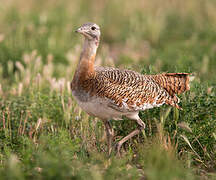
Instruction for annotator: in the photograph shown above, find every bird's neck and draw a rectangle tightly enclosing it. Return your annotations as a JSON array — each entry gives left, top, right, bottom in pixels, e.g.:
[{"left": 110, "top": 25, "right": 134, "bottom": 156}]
[
  {"left": 78, "top": 38, "right": 99, "bottom": 74},
  {"left": 80, "top": 38, "right": 99, "bottom": 62},
  {"left": 73, "top": 38, "right": 99, "bottom": 87}
]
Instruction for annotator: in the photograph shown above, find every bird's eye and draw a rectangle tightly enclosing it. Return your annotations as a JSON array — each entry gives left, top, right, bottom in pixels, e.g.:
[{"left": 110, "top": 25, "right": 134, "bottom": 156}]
[{"left": 91, "top": 26, "right": 96, "bottom": 30}]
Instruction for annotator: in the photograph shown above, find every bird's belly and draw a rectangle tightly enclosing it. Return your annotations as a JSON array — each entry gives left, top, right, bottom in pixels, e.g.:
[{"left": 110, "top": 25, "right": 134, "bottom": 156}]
[{"left": 72, "top": 92, "right": 124, "bottom": 120}]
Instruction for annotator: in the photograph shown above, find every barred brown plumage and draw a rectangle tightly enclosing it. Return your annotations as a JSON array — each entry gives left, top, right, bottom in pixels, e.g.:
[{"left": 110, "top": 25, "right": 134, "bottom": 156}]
[{"left": 71, "top": 22, "right": 192, "bottom": 155}]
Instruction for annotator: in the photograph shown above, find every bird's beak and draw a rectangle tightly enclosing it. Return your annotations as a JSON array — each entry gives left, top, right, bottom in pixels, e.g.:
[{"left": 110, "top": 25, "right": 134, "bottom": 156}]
[
  {"left": 74, "top": 27, "right": 92, "bottom": 39},
  {"left": 75, "top": 27, "right": 82, "bottom": 33}
]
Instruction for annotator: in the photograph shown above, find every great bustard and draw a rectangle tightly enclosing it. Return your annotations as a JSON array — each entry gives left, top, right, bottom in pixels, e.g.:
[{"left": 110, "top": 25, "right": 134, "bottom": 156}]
[{"left": 71, "top": 22, "right": 191, "bottom": 155}]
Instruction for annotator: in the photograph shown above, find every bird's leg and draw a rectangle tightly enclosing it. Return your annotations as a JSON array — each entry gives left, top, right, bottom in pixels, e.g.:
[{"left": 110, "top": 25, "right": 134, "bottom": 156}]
[
  {"left": 104, "top": 120, "right": 114, "bottom": 155},
  {"left": 116, "top": 118, "right": 145, "bottom": 156}
]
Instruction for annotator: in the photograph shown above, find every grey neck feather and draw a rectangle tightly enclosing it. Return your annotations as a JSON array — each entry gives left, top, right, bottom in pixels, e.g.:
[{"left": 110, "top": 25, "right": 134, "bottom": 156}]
[{"left": 80, "top": 38, "right": 99, "bottom": 61}]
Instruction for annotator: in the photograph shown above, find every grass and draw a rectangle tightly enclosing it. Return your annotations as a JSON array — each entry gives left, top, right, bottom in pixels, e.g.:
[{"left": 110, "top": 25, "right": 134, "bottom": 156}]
[{"left": 0, "top": 0, "right": 216, "bottom": 179}]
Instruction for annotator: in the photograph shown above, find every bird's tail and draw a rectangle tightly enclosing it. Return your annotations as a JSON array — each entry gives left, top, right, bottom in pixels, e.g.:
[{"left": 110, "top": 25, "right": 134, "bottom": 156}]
[{"left": 152, "top": 73, "right": 194, "bottom": 109}]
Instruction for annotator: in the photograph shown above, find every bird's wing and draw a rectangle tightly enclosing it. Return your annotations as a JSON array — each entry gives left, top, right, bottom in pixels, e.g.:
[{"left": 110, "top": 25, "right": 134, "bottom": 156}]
[{"left": 94, "top": 67, "right": 174, "bottom": 112}]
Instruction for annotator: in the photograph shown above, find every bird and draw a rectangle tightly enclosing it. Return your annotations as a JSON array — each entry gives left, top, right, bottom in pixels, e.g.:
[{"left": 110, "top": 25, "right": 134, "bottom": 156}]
[{"left": 71, "top": 22, "right": 192, "bottom": 155}]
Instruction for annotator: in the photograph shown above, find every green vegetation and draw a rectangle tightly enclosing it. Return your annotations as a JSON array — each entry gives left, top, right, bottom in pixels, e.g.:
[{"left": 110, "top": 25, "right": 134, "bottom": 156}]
[{"left": 0, "top": 0, "right": 216, "bottom": 179}]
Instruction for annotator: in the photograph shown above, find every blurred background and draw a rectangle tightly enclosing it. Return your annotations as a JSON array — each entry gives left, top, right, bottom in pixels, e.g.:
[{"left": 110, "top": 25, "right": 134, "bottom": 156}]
[{"left": 0, "top": 0, "right": 215, "bottom": 179}]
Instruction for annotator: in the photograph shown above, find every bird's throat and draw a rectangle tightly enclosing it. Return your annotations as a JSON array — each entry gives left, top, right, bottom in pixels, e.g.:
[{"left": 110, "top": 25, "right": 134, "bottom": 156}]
[{"left": 81, "top": 38, "right": 98, "bottom": 59}]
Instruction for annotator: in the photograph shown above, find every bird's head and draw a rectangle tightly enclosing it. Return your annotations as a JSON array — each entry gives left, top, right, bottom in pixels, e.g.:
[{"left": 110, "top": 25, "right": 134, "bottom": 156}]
[{"left": 75, "top": 22, "right": 100, "bottom": 41}]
